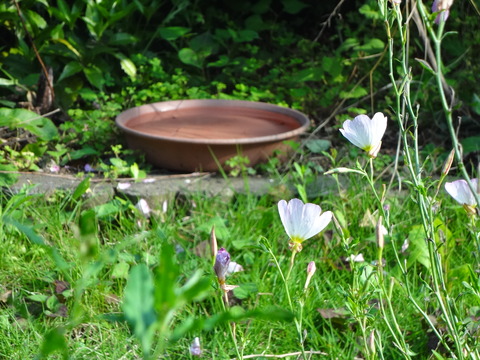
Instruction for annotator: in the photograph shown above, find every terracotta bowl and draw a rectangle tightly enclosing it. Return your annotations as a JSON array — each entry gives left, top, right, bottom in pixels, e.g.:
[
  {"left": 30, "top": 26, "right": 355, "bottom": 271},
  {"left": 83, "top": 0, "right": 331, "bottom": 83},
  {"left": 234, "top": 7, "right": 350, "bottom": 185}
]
[{"left": 115, "top": 99, "right": 310, "bottom": 172}]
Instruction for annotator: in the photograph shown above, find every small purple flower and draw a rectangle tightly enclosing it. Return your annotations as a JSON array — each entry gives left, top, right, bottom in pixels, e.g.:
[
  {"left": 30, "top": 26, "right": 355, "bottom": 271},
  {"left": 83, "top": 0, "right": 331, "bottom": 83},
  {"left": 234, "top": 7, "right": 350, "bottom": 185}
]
[
  {"left": 214, "top": 248, "right": 231, "bottom": 283},
  {"left": 84, "top": 163, "right": 94, "bottom": 172}
]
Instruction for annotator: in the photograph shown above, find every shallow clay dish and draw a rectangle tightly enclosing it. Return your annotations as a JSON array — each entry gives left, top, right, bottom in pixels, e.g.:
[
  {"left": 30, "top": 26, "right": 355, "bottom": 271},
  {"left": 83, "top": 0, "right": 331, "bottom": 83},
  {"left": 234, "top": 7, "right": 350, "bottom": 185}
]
[{"left": 115, "top": 99, "right": 310, "bottom": 172}]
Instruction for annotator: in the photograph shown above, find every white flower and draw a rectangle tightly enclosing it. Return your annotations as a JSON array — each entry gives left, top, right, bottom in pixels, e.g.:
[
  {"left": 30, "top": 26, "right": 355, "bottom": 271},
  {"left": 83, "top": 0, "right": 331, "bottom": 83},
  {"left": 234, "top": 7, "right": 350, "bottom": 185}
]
[
  {"left": 190, "top": 337, "right": 201, "bottom": 356},
  {"left": 135, "top": 199, "right": 151, "bottom": 218},
  {"left": 226, "top": 261, "right": 244, "bottom": 276},
  {"left": 445, "top": 179, "right": 479, "bottom": 211},
  {"left": 340, "top": 113, "right": 387, "bottom": 158},
  {"left": 278, "top": 198, "right": 332, "bottom": 251},
  {"left": 346, "top": 253, "right": 365, "bottom": 262},
  {"left": 117, "top": 182, "right": 131, "bottom": 190},
  {"left": 49, "top": 164, "right": 60, "bottom": 173}
]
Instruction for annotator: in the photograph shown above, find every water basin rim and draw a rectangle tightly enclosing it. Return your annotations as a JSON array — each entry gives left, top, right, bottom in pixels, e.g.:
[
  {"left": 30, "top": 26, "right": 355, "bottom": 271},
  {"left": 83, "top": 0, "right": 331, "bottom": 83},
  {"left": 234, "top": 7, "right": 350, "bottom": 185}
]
[{"left": 115, "top": 99, "right": 310, "bottom": 145}]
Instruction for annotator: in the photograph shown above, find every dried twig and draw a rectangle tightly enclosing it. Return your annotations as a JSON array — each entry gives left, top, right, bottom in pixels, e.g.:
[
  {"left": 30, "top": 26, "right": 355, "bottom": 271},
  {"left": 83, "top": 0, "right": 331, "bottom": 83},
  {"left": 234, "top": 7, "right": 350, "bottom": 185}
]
[
  {"left": 12, "top": 0, "right": 55, "bottom": 103},
  {"left": 231, "top": 350, "right": 327, "bottom": 359},
  {"left": 313, "top": 0, "right": 346, "bottom": 42}
]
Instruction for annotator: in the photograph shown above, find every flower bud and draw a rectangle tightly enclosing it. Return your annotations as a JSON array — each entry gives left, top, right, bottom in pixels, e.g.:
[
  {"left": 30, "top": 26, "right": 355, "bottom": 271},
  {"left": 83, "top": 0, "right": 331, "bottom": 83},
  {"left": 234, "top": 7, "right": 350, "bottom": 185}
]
[
  {"left": 368, "top": 330, "right": 376, "bottom": 356},
  {"left": 442, "top": 149, "right": 455, "bottom": 176},
  {"left": 210, "top": 226, "right": 218, "bottom": 260},
  {"left": 304, "top": 261, "right": 316, "bottom": 290},
  {"left": 376, "top": 216, "right": 385, "bottom": 249},
  {"left": 214, "top": 248, "right": 230, "bottom": 283}
]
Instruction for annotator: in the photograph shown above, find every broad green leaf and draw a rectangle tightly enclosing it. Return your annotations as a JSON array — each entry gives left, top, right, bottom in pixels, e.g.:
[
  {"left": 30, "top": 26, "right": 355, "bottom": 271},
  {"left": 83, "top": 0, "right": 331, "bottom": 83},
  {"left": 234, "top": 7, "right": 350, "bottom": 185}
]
[
  {"left": 198, "top": 216, "right": 229, "bottom": 239},
  {"left": 234, "top": 30, "right": 259, "bottom": 43},
  {"left": 112, "top": 262, "right": 130, "bottom": 279},
  {"left": 231, "top": 238, "right": 251, "bottom": 249},
  {"left": 58, "top": 61, "right": 83, "bottom": 82},
  {"left": 359, "top": 4, "right": 382, "bottom": 20},
  {"left": 27, "top": 293, "right": 49, "bottom": 302},
  {"left": 0, "top": 164, "right": 19, "bottom": 186},
  {"left": 354, "top": 38, "right": 385, "bottom": 53},
  {"left": 25, "top": 9, "right": 47, "bottom": 29},
  {"left": 40, "top": 327, "right": 68, "bottom": 359},
  {"left": 109, "top": 32, "right": 138, "bottom": 45},
  {"left": 83, "top": 66, "right": 105, "bottom": 90},
  {"left": 72, "top": 177, "right": 91, "bottom": 201},
  {"left": 305, "top": 139, "right": 331, "bottom": 153},
  {"left": 461, "top": 135, "right": 480, "bottom": 155},
  {"left": 56, "top": 0, "right": 71, "bottom": 22},
  {"left": 252, "top": 0, "right": 271, "bottom": 14},
  {"left": 158, "top": 27, "right": 190, "bottom": 41},
  {"left": 115, "top": 53, "right": 137, "bottom": 79},
  {"left": 407, "top": 225, "right": 431, "bottom": 270},
  {"left": 282, "top": 0, "right": 308, "bottom": 14},
  {"left": 207, "top": 55, "right": 230, "bottom": 68},
  {"left": 289, "top": 68, "right": 324, "bottom": 82},
  {"left": 155, "top": 243, "right": 179, "bottom": 312},
  {"left": 322, "top": 56, "right": 343, "bottom": 78},
  {"left": 340, "top": 86, "right": 368, "bottom": 99},
  {"left": 233, "top": 283, "right": 258, "bottom": 299},
  {"left": 123, "top": 264, "right": 156, "bottom": 356},
  {"left": 179, "top": 48, "right": 202, "bottom": 68},
  {"left": 472, "top": 93, "right": 480, "bottom": 115},
  {"left": 79, "top": 209, "right": 97, "bottom": 237},
  {"left": 170, "top": 306, "right": 293, "bottom": 342},
  {"left": 93, "top": 200, "right": 122, "bottom": 218},
  {"left": 0, "top": 108, "right": 58, "bottom": 141},
  {"left": 3, "top": 216, "right": 45, "bottom": 245},
  {"left": 177, "top": 271, "right": 211, "bottom": 304},
  {"left": 68, "top": 147, "right": 99, "bottom": 160},
  {"left": 447, "top": 264, "right": 473, "bottom": 291}
]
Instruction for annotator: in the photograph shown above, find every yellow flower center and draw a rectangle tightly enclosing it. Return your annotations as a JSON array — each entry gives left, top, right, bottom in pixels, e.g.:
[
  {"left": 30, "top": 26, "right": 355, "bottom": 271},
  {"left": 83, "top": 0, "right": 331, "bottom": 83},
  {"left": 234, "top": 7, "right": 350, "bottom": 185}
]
[{"left": 289, "top": 236, "right": 304, "bottom": 253}]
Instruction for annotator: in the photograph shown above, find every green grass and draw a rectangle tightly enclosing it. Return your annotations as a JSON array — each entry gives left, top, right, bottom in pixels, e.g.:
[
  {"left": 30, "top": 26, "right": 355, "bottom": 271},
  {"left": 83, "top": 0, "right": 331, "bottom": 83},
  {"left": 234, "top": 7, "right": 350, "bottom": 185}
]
[{"left": 0, "top": 166, "right": 478, "bottom": 359}]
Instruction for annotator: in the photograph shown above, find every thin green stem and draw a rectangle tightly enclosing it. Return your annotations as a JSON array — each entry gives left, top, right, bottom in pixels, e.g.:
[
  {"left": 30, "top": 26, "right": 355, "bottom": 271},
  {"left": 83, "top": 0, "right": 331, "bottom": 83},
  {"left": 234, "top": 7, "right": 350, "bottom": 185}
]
[
  {"left": 379, "top": 3, "right": 471, "bottom": 358},
  {"left": 265, "top": 245, "right": 307, "bottom": 360},
  {"left": 416, "top": 1, "right": 480, "bottom": 208},
  {"left": 286, "top": 250, "right": 297, "bottom": 281},
  {"left": 220, "top": 290, "right": 243, "bottom": 360}
]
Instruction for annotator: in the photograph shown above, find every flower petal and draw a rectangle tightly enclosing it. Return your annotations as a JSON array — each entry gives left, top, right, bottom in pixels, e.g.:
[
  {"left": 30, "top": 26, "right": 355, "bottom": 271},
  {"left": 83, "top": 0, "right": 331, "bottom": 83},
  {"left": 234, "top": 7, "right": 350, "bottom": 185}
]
[
  {"left": 370, "top": 112, "right": 387, "bottom": 145},
  {"left": 445, "top": 179, "right": 478, "bottom": 206},
  {"left": 340, "top": 113, "right": 387, "bottom": 155},
  {"left": 303, "top": 210, "right": 333, "bottom": 239},
  {"left": 278, "top": 199, "right": 332, "bottom": 243}
]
